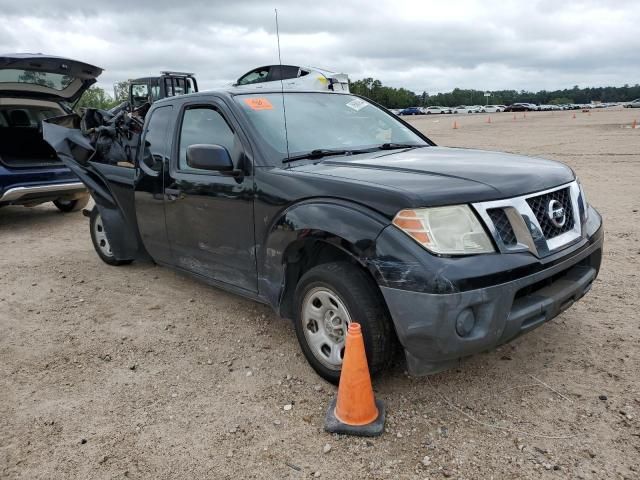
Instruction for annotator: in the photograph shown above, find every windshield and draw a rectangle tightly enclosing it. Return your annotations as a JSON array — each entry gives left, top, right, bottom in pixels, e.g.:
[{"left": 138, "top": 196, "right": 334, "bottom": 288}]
[
  {"left": 0, "top": 69, "right": 75, "bottom": 91},
  {"left": 234, "top": 92, "right": 428, "bottom": 161}
]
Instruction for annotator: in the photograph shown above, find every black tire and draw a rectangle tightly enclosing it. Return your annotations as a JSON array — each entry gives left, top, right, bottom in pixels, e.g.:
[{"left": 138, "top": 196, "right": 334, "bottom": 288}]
[
  {"left": 53, "top": 193, "right": 90, "bottom": 213},
  {"left": 89, "top": 208, "right": 132, "bottom": 266},
  {"left": 293, "top": 261, "right": 394, "bottom": 384}
]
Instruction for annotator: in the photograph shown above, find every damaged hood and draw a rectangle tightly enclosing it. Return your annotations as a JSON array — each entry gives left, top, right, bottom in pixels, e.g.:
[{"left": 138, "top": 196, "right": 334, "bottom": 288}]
[
  {"left": 289, "top": 146, "right": 575, "bottom": 207},
  {"left": 0, "top": 53, "right": 102, "bottom": 102}
]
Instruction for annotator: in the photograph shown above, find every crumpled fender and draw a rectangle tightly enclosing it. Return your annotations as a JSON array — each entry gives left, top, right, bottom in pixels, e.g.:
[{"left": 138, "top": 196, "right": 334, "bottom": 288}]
[{"left": 257, "top": 199, "right": 389, "bottom": 310}]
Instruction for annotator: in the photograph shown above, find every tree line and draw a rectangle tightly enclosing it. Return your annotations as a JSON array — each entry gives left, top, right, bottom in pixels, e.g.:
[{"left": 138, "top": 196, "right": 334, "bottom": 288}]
[
  {"left": 349, "top": 77, "right": 640, "bottom": 108},
  {"left": 74, "top": 77, "right": 640, "bottom": 111}
]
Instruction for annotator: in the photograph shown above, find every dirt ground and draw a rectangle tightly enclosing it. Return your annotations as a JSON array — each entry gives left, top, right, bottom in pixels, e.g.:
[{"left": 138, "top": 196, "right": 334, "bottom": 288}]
[{"left": 1, "top": 107, "right": 639, "bottom": 480}]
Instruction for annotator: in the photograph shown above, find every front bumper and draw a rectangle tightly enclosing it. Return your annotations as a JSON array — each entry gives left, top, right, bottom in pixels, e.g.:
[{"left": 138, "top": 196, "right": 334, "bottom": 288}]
[{"left": 379, "top": 218, "right": 603, "bottom": 376}]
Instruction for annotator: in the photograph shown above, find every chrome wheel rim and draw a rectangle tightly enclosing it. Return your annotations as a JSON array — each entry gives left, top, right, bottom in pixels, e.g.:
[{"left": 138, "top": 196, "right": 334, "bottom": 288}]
[
  {"left": 301, "top": 287, "right": 352, "bottom": 371},
  {"left": 93, "top": 214, "right": 113, "bottom": 258}
]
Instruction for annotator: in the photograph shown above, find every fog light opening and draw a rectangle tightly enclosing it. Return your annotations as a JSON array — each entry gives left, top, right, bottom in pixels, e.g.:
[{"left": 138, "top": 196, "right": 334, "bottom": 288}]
[{"left": 456, "top": 308, "right": 476, "bottom": 337}]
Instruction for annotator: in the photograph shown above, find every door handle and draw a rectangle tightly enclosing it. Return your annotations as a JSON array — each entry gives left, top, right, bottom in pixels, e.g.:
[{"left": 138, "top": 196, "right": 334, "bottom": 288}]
[{"left": 165, "top": 188, "right": 182, "bottom": 201}]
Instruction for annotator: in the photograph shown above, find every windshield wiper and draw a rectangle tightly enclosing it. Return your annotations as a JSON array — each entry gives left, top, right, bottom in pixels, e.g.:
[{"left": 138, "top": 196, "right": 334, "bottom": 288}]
[
  {"left": 282, "top": 144, "right": 426, "bottom": 163},
  {"left": 282, "top": 149, "right": 353, "bottom": 163},
  {"left": 377, "top": 143, "right": 425, "bottom": 150}
]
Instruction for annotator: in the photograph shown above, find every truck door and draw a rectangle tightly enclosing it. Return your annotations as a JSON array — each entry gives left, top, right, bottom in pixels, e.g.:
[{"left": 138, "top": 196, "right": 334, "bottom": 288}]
[
  {"left": 134, "top": 104, "right": 174, "bottom": 264},
  {"left": 163, "top": 98, "right": 257, "bottom": 293}
]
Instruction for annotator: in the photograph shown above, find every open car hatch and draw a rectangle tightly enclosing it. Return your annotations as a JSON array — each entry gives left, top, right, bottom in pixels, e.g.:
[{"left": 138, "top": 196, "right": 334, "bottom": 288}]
[{"left": 0, "top": 53, "right": 103, "bottom": 102}]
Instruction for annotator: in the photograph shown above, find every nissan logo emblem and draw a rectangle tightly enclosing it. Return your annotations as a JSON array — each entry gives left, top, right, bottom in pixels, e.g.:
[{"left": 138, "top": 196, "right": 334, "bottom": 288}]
[{"left": 547, "top": 199, "right": 566, "bottom": 228}]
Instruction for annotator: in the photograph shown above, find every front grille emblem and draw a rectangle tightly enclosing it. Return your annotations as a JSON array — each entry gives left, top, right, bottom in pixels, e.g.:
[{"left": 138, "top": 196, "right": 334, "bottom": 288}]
[{"left": 547, "top": 199, "right": 566, "bottom": 228}]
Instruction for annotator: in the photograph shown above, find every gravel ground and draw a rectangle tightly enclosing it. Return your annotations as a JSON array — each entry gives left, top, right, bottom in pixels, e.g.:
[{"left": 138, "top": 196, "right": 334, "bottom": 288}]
[{"left": 1, "top": 107, "right": 639, "bottom": 479}]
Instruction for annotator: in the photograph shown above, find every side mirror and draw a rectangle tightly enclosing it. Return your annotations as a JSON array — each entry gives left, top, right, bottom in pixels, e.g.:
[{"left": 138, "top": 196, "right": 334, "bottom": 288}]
[{"left": 186, "top": 144, "right": 234, "bottom": 172}]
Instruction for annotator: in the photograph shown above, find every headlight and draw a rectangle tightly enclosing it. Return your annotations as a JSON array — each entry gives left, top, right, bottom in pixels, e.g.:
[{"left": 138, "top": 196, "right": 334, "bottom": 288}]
[
  {"left": 577, "top": 180, "right": 589, "bottom": 222},
  {"left": 392, "top": 205, "right": 495, "bottom": 255}
]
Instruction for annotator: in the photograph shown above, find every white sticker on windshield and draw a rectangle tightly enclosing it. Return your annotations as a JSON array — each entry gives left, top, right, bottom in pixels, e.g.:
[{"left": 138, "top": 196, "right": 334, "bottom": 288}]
[{"left": 346, "top": 98, "right": 369, "bottom": 111}]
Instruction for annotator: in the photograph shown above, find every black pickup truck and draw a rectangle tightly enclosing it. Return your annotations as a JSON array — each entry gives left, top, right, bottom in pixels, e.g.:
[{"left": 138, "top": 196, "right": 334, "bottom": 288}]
[{"left": 43, "top": 89, "right": 603, "bottom": 383}]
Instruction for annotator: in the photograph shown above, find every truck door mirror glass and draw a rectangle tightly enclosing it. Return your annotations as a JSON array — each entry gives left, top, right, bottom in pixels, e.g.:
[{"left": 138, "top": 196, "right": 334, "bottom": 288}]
[{"left": 186, "top": 144, "right": 233, "bottom": 172}]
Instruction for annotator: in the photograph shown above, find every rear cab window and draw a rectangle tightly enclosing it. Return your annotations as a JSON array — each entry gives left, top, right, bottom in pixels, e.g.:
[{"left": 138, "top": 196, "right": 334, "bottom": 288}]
[{"left": 139, "top": 105, "right": 174, "bottom": 172}]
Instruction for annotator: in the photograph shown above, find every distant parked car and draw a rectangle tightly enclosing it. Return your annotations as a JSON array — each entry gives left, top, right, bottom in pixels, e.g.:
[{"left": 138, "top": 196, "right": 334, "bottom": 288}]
[
  {"left": 481, "top": 105, "right": 503, "bottom": 113},
  {"left": 235, "top": 65, "right": 349, "bottom": 92},
  {"left": 504, "top": 103, "right": 533, "bottom": 112},
  {"left": 424, "top": 106, "right": 451, "bottom": 114},
  {"left": 624, "top": 98, "right": 640, "bottom": 108},
  {"left": 452, "top": 105, "right": 481, "bottom": 114},
  {"left": 399, "top": 107, "right": 423, "bottom": 116}
]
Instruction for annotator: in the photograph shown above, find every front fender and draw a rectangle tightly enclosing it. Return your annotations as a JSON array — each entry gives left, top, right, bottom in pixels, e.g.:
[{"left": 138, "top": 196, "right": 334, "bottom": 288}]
[{"left": 258, "top": 199, "right": 389, "bottom": 309}]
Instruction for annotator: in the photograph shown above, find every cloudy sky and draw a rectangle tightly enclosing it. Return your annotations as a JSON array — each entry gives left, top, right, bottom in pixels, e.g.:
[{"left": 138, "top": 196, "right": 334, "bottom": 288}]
[{"left": 1, "top": 0, "right": 638, "bottom": 95}]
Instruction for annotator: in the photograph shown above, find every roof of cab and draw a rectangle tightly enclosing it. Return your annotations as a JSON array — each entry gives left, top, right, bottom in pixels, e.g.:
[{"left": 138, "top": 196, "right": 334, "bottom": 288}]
[{"left": 152, "top": 86, "right": 351, "bottom": 106}]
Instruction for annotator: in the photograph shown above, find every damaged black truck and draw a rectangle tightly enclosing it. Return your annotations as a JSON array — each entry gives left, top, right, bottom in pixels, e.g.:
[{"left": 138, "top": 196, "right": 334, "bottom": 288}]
[{"left": 43, "top": 89, "right": 603, "bottom": 383}]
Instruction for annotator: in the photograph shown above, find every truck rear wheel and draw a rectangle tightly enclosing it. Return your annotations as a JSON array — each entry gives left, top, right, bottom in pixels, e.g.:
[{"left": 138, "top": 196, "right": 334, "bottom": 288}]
[
  {"left": 89, "top": 208, "right": 132, "bottom": 266},
  {"left": 293, "top": 262, "right": 393, "bottom": 384}
]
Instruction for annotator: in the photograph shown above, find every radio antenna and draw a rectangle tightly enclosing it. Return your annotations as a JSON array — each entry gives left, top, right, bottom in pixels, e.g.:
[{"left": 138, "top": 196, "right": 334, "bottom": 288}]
[{"left": 275, "top": 8, "right": 290, "bottom": 162}]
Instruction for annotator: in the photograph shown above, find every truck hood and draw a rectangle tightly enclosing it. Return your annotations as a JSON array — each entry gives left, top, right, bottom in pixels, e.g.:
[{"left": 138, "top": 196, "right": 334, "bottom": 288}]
[
  {"left": 290, "top": 146, "right": 575, "bottom": 207},
  {"left": 0, "top": 53, "right": 102, "bottom": 102}
]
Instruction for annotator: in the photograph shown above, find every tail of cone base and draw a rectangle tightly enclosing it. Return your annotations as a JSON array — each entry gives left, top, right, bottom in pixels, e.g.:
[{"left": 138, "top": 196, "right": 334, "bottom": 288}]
[{"left": 324, "top": 323, "right": 385, "bottom": 436}]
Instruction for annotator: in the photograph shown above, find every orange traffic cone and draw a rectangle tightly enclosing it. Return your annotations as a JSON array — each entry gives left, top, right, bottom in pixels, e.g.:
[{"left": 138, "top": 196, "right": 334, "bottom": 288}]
[
  {"left": 632, "top": 119, "right": 637, "bottom": 129},
  {"left": 523, "top": 112, "right": 527, "bottom": 119},
  {"left": 486, "top": 116, "right": 491, "bottom": 124},
  {"left": 324, "top": 323, "right": 385, "bottom": 436},
  {"left": 512, "top": 113, "right": 517, "bottom": 121},
  {"left": 572, "top": 113, "right": 576, "bottom": 119},
  {"left": 452, "top": 121, "right": 458, "bottom": 129}
]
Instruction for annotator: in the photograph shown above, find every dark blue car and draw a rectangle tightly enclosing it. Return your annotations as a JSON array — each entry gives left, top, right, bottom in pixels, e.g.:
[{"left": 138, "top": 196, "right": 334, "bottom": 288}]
[
  {"left": 0, "top": 54, "right": 102, "bottom": 211},
  {"left": 398, "top": 106, "right": 423, "bottom": 116}
]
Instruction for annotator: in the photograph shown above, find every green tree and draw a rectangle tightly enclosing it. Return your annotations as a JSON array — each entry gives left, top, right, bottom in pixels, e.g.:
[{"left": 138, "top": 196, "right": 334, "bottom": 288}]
[
  {"left": 353, "top": 77, "right": 640, "bottom": 108},
  {"left": 75, "top": 86, "right": 117, "bottom": 111},
  {"left": 549, "top": 97, "right": 574, "bottom": 105}
]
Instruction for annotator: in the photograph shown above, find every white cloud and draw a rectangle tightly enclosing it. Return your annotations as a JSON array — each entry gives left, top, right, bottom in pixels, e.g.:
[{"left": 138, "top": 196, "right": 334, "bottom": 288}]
[{"left": 0, "top": 0, "right": 638, "bottom": 94}]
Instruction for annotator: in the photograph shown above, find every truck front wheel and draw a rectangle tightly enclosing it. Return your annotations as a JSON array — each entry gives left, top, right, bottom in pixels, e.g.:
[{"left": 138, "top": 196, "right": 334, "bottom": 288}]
[
  {"left": 293, "top": 262, "right": 394, "bottom": 384},
  {"left": 89, "top": 208, "right": 132, "bottom": 266}
]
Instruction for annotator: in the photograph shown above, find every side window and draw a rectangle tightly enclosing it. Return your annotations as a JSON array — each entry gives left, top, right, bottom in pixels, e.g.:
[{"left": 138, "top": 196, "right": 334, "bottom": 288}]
[
  {"left": 237, "top": 68, "right": 269, "bottom": 85},
  {"left": 178, "top": 106, "right": 238, "bottom": 172},
  {"left": 185, "top": 78, "right": 196, "bottom": 93},
  {"left": 269, "top": 65, "right": 300, "bottom": 81},
  {"left": 141, "top": 105, "right": 173, "bottom": 172},
  {"left": 131, "top": 83, "right": 150, "bottom": 108},
  {"left": 150, "top": 85, "right": 160, "bottom": 102}
]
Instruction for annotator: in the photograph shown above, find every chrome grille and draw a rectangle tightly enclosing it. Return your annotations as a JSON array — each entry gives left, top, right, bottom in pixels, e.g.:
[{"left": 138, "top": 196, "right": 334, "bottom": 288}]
[
  {"left": 473, "top": 181, "right": 583, "bottom": 258},
  {"left": 487, "top": 208, "right": 517, "bottom": 246},
  {"left": 526, "top": 187, "right": 574, "bottom": 239}
]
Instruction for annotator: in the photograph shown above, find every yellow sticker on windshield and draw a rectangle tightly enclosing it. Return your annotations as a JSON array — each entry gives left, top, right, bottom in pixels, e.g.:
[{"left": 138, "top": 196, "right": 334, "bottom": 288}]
[{"left": 244, "top": 98, "right": 273, "bottom": 110}]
